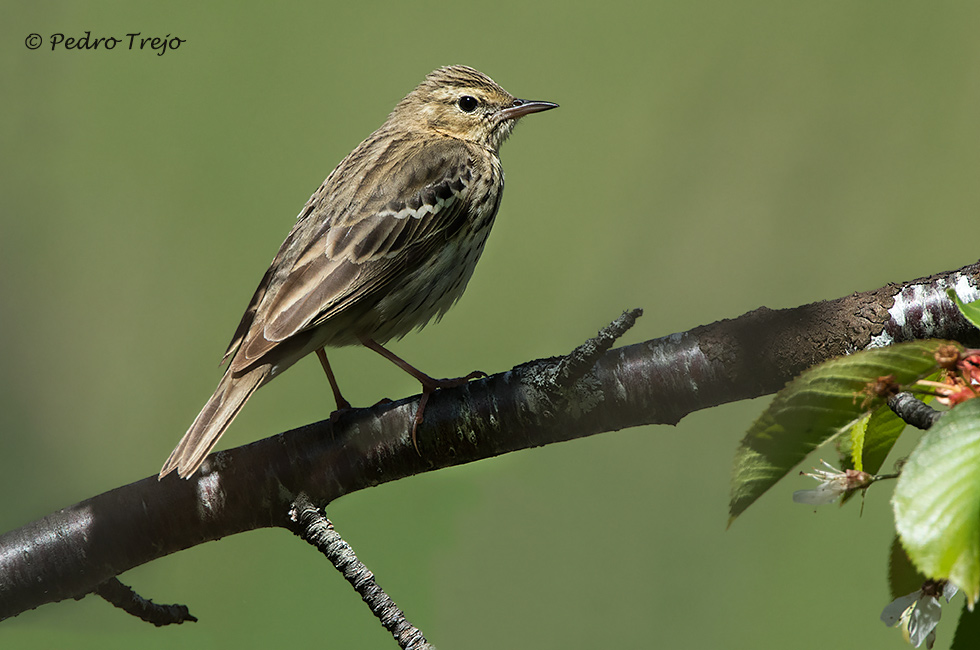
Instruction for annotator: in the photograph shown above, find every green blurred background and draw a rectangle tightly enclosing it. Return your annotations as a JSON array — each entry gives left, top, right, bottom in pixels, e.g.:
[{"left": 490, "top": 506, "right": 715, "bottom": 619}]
[{"left": 3, "top": 1, "right": 978, "bottom": 648}]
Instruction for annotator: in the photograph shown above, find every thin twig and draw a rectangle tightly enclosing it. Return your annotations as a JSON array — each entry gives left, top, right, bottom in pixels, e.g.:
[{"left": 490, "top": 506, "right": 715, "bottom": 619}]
[
  {"left": 549, "top": 308, "right": 643, "bottom": 386},
  {"left": 887, "top": 391, "right": 943, "bottom": 430},
  {"left": 94, "top": 578, "right": 197, "bottom": 626},
  {"left": 287, "top": 494, "right": 434, "bottom": 650}
]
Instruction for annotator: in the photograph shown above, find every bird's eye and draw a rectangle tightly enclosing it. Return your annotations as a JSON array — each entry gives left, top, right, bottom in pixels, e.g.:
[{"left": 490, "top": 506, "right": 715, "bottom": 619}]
[{"left": 457, "top": 95, "right": 479, "bottom": 113}]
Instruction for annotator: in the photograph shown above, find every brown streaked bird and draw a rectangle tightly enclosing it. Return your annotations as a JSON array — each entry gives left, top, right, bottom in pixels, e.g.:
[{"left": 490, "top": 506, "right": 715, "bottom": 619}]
[{"left": 160, "top": 65, "right": 557, "bottom": 479}]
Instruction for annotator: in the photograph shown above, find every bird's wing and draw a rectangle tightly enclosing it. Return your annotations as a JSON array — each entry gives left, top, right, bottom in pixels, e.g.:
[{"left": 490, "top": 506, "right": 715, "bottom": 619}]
[
  {"left": 229, "top": 136, "right": 478, "bottom": 370},
  {"left": 219, "top": 196, "right": 321, "bottom": 366}
]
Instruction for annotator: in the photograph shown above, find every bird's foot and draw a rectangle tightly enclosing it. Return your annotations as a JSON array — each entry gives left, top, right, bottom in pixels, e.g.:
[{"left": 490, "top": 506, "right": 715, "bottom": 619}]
[{"left": 411, "top": 370, "right": 487, "bottom": 452}]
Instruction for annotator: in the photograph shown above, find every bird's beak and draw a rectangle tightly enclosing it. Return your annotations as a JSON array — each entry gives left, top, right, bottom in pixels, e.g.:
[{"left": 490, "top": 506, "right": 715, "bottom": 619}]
[{"left": 494, "top": 99, "right": 559, "bottom": 123}]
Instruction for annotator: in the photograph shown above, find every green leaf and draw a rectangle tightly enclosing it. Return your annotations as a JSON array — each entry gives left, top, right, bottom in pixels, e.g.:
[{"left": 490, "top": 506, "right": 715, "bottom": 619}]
[
  {"left": 838, "top": 404, "right": 907, "bottom": 507},
  {"left": 947, "top": 288, "right": 980, "bottom": 330},
  {"left": 843, "top": 411, "right": 872, "bottom": 471},
  {"left": 729, "top": 340, "right": 947, "bottom": 523},
  {"left": 858, "top": 405, "right": 908, "bottom": 475},
  {"left": 894, "top": 398, "right": 980, "bottom": 605},
  {"left": 845, "top": 385, "right": 941, "bottom": 475}
]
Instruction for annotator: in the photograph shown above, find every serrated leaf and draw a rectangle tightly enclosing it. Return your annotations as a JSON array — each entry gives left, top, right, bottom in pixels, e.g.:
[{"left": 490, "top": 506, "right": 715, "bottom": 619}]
[
  {"left": 843, "top": 412, "right": 872, "bottom": 470},
  {"left": 729, "top": 340, "right": 947, "bottom": 522},
  {"left": 894, "top": 398, "right": 980, "bottom": 605},
  {"left": 846, "top": 384, "right": 942, "bottom": 476},
  {"left": 860, "top": 406, "right": 909, "bottom": 475},
  {"left": 947, "top": 288, "right": 980, "bottom": 330},
  {"left": 837, "top": 413, "right": 872, "bottom": 507}
]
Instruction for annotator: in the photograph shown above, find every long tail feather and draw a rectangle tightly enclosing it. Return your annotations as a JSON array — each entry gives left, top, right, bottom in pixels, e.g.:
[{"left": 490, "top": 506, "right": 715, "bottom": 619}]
[{"left": 159, "top": 366, "right": 268, "bottom": 479}]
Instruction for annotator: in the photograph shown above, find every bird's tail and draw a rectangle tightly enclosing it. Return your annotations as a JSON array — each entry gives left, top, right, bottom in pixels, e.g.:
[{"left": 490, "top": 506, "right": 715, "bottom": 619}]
[{"left": 159, "top": 365, "right": 268, "bottom": 479}]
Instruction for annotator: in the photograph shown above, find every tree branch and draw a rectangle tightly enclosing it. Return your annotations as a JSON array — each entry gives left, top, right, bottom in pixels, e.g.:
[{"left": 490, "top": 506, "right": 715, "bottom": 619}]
[
  {"left": 1, "top": 260, "right": 978, "bottom": 624},
  {"left": 94, "top": 578, "right": 197, "bottom": 626},
  {"left": 887, "top": 391, "right": 944, "bottom": 430},
  {"left": 286, "top": 494, "right": 432, "bottom": 650}
]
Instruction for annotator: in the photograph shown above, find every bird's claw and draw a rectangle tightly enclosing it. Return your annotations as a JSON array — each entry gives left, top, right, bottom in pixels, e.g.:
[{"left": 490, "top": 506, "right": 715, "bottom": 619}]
[{"left": 411, "top": 370, "right": 486, "bottom": 453}]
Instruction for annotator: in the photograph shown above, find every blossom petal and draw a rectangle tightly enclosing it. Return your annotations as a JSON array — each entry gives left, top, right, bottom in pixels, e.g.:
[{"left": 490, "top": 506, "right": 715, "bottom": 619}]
[
  {"left": 793, "top": 483, "right": 842, "bottom": 505},
  {"left": 942, "top": 582, "right": 959, "bottom": 603},
  {"left": 908, "top": 596, "right": 942, "bottom": 647},
  {"left": 881, "top": 591, "right": 919, "bottom": 627}
]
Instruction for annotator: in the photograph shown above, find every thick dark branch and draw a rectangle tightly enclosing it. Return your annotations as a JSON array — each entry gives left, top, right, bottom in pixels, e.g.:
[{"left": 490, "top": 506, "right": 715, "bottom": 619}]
[
  {"left": 1, "top": 260, "right": 978, "bottom": 621},
  {"left": 287, "top": 494, "right": 432, "bottom": 650}
]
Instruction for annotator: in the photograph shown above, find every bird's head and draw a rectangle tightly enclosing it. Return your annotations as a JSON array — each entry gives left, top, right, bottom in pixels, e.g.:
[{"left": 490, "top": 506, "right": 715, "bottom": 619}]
[{"left": 391, "top": 65, "right": 557, "bottom": 151}]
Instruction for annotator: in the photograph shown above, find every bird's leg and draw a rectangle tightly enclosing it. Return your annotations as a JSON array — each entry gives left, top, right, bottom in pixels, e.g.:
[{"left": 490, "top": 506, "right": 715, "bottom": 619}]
[
  {"left": 315, "top": 347, "right": 352, "bottom": 412},
  {"left": 359, "top": 337, "right": 486, "bottom": 450},
  {"left": 359, "top": 337, "right": 487, "bottom": 388}
]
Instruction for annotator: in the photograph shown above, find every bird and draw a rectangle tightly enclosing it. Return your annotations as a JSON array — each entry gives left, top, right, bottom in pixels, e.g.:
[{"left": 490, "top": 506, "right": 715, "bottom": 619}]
[{"left": 159, "top": 65, "right": 557, "bottom": 478}]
